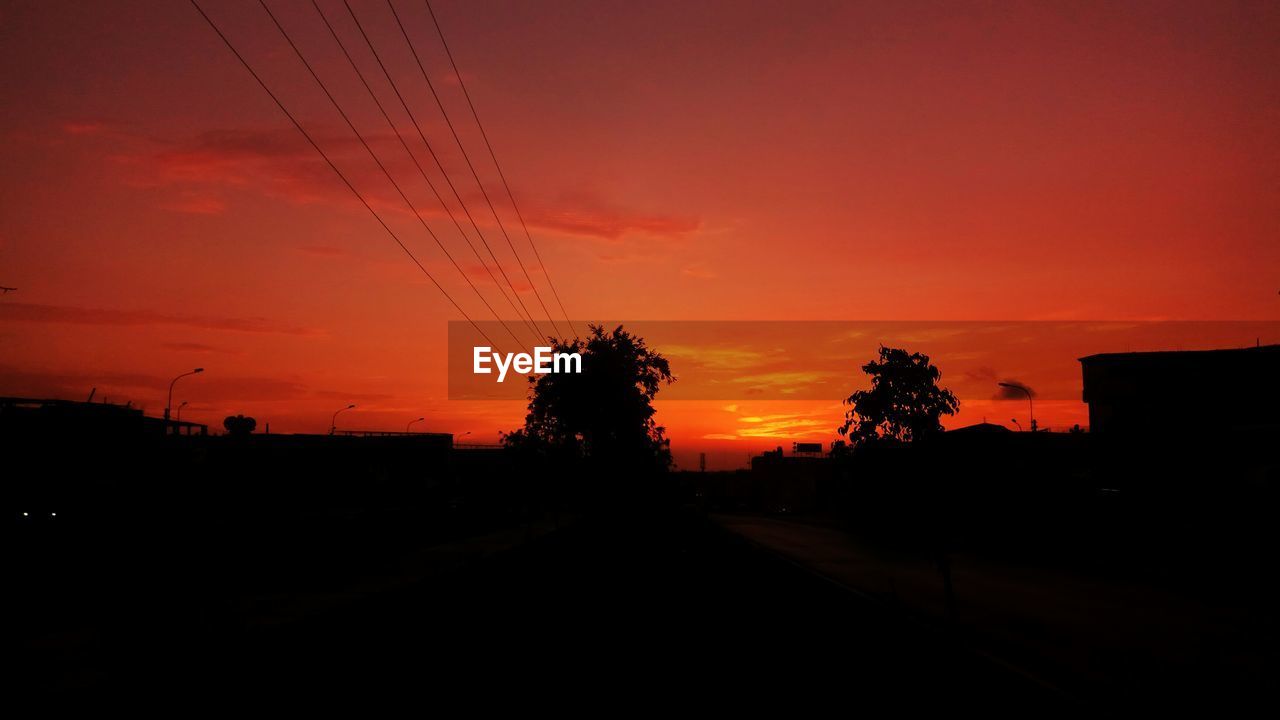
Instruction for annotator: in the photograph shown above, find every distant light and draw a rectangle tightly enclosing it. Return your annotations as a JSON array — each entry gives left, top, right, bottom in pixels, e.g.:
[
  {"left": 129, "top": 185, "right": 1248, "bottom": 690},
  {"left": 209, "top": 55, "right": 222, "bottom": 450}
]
[
  {"left": 51, "top": 512, "right": 57, "bottom": 517},
  {"left": 23, "top": 512, "right": 28, "bottom": 517}
]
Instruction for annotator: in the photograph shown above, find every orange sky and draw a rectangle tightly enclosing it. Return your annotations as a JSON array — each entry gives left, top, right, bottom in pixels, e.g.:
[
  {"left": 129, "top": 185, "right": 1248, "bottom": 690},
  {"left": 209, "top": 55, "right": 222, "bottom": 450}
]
[{"left": 2, "top": 1, "right": 1278, "bottom": 468}]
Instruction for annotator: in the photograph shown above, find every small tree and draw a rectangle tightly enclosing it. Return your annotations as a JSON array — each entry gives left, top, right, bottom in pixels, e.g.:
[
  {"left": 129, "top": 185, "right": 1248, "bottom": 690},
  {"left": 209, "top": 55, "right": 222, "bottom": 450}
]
[
  {"left": 223, "top": 414, "right": 257, "bottom": 437},
  {"left": 838, "top": 347, "right": 958, "bottom": 449}
]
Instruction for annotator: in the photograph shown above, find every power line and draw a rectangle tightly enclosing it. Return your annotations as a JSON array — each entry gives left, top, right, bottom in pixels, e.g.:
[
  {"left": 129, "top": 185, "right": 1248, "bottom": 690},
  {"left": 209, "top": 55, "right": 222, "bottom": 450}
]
[
  {"left": 385, "top": 0, "right": 564, "bottom": 340},
  {"left": 423, "top": 0, "right": 578, "bottom": 338},
  {"left": 189, "top": 0, "right": 503, "bottom": 352},
  {"left": 311, "top": 0, "right": 541, "bottom": 344},
  {"left": 350, "top": 0, "right": 550, "bottom": 340},
  {"left": 255, "top": 0, "right": 526, "bottom": 348},
  {"left": 341, "top": 0, "right": 548, "bottom": 342}
]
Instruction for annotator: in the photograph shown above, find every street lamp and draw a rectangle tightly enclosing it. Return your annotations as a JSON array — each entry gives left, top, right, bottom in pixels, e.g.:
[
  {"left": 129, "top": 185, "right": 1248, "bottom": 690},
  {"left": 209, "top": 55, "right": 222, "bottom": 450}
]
[
  {"left": 998, "top": 382, "right": 1035, "bottom": 432},
  {"left": 330, "top": 404, "right": 355, "bottom": 435},
  {"left": 176, "top": 400, "right": 188, "bottom": 422},
  {"left": 1011, "top": 418, "right": 1023, "bottom": 432},
  {"left": 165, "top": 368, "right": 203, "bottom": 428},
  {"left": 406, "top": 417, "right": 425, "bottom": 433}
]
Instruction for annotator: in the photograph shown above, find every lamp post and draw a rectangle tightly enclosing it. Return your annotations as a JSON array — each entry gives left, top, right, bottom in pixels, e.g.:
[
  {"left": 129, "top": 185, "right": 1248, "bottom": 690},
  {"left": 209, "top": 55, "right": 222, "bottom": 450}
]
[
  {"left": 165, "top": 368, "right": 203, "bottom": 431},
  {"left": 406, "top": 417, "right": 425, "bottom": 433},
  {"left": 176, "top": 401, "right": 188, "bottom": 422},
  {"left": 1011, "top": 418, "right": 1023, "bottom": 432},
  {"left": 999, "top": 382, "right": 1035, "bottom": 432},
  {"left": 330, "top": 404, "right": 355, "bottom": 435}
]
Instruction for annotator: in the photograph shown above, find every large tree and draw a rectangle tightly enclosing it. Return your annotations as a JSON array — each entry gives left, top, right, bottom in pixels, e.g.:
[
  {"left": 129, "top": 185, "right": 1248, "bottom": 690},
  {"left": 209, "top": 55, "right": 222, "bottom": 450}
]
[
  {"left": 504, "top": 325, "right": 674, "bottom": 472},
  {"left": 838, "top": 347, "right": 959, "bottom": 449}
]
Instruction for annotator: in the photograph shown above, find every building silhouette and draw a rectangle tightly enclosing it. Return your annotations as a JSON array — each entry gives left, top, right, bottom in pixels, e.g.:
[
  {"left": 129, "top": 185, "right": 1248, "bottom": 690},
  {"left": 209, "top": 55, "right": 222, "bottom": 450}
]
[
  {"left": 0, "top": 395, "right": 207, "bottom": 437},
  {"left": 1079, "top": 344, "right": 1280, "bottom": 435}
]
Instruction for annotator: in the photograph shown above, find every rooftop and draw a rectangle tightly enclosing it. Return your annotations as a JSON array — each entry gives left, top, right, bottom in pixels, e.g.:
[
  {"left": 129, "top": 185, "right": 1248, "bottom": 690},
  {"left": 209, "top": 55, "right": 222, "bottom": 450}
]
[{"left": 1079, "top": 343, "right": 1280, "bottom": 364}]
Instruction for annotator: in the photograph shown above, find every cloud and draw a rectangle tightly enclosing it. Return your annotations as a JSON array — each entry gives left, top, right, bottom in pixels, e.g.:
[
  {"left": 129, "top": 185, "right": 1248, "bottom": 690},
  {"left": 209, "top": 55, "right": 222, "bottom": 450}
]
[
  {"left": 0, "top": 302, "right": 323, "bottom": 336},
  {"left": 688, "top": 406, "right": 843, "bottom": 440},
  {"left": 730, "top": 371, "right": 836, "bottom": 389},
  {"left": 660, "top": 344, "right": 770, "bottom": 370},
  {"left": 0, "top": 365, "right": 309, "bottom": 406},
  {"left": 313, "top": 390, "right": 397, "bottom": 403},
  {"left": 197, "top": 376, "right": 311, "bottom": 402},
  {"left": 1083, "top": 322, "right": 1142, "bottom": 333},
  {"left": 155, "top": 127, "right": 319, "bottom": 168},
  {"left": 439, "top": 70, "right": 477, "bottom": 86},
  {"left": 138, "top": 127, "right": 343, "bottom": 206},
  {"left": 523, "top": 194, "right": 700, "bottom": 240},
  {"left": 296, "top": 245, "right": 352, "bottom": 258},
  {"left": 162, "top": 193, "right": 226, "bottom": 215},
  {"left": 881, "top": 327, "right": 971, "bottom": 344},
  {"left": 0, "top": 366, "right": 159, "bottom": 401},
  {"left": 99, "top": 126, "right": 407, "bottom": 213},
  {"left": 62, "top": 120, "right": 108, "bottom": 136},
  {"left": 736, "top": 418, "right": 826, "bottom": 439},
  {"left": 160, "top": 342, "right": 243, "bottom": 355},
  {"left": 77, "top": 124, "right": 699, "bottom": 248},
  {"left": 965, "top": 366, "right": 999, "bottom": 383},
  {"left": 681, "top": 265, "right": 718, "bottom": 279},
  {"left": 825, "top": 329, "right": 867, "bottom": 345},
  {"left": 739, "top": 413, "right": 826, "bottom": 425}
]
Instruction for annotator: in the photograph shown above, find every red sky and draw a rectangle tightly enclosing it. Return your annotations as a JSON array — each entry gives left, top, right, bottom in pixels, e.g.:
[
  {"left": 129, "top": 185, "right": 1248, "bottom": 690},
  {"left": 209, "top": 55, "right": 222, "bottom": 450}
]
[{"left": 1, "top": 0, "right": 1278, "bottom": 468}]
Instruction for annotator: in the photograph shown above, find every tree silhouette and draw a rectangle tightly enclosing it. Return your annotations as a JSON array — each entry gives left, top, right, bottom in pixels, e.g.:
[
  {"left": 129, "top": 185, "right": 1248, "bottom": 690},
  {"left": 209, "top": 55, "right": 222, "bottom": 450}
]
[
  {"left": 504, "top": 325, "right": 674, "bottom": 472},
  {"left": 838, "top": 347, "right": 959, "bottom": 449},
  {"left": 223, "top": 414, "right": 257, "bottom": 437}
]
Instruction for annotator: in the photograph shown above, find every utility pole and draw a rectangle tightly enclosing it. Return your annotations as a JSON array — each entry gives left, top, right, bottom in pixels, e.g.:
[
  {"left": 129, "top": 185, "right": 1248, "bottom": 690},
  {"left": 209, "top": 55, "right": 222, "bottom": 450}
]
[{"left": 999, "top": 382, "right": 1035, "bottom": 432}]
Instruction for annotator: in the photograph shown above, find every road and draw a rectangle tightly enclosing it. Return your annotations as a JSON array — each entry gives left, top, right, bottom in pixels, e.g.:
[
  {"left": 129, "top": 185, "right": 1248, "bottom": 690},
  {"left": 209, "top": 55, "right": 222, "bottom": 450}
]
[
  {"left": 29, "top": 508, "right": 1070, "bottom": 708},
  {"left": 716, "top": 512, "right": 1280, "bottom": 712}
]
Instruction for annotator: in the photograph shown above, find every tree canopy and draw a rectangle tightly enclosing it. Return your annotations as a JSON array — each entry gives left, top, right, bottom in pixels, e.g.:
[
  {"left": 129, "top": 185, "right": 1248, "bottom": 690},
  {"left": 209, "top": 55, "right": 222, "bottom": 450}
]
[
  {"left": 838, "top": 346, "right": 959, "bottom": 449},
  {"left": 504, "top": 325, "right": 674, "bottom": 472}
]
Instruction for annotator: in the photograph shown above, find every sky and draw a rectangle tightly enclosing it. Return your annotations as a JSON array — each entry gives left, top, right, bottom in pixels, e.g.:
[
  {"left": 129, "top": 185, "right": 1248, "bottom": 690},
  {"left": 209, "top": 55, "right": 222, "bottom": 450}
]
[{"left": 1, "top": 0, "right": 1278, "bottom": 468}]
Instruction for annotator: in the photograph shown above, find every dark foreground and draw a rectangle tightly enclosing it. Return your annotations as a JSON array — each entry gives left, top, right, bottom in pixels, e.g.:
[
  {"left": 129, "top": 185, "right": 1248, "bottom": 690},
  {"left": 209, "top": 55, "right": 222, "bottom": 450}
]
[{"left": 20, "top": 509, "right": 1065, "bottom": 709}]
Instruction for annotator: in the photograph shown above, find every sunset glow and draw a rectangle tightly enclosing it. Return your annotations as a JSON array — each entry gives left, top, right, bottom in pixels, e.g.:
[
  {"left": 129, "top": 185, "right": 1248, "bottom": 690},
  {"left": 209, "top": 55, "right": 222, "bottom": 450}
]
[{"left": 3, "top": 0, "right": 1278, "bottom": 468}]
